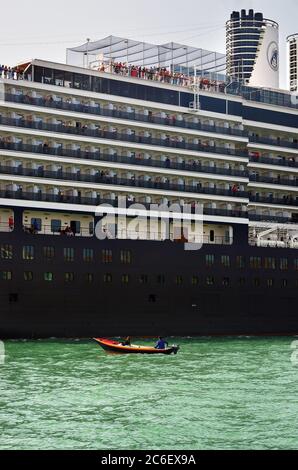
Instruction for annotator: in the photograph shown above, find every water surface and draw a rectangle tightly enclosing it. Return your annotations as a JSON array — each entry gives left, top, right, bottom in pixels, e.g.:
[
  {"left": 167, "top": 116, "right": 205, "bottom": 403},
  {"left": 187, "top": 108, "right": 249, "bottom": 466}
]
[{"left": 0, "top": 337, "right": 297, "bottom": 450}]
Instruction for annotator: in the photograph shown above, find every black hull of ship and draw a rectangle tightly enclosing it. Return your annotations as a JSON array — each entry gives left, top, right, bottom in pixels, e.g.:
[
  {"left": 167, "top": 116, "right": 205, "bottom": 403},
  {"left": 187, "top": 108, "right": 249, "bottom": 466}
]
[{"left": 0, "top": 209, "right": 297, "bottom": 339}]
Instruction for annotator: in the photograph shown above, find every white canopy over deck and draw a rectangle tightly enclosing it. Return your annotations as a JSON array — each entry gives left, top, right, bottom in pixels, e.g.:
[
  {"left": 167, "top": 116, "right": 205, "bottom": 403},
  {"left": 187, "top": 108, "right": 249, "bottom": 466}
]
[{"left": 67, "top": 35, "right": 226, "bottom": 77}]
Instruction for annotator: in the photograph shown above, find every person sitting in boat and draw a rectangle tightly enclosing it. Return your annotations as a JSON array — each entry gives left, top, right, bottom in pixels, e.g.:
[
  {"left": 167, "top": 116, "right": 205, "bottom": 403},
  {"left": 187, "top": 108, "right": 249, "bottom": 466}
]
[
  {"left": 155, "top": 337, "right": 168, "bottom": 350},
  {"left": 121, "top": 336, "right": 131, "bottom": 346}
]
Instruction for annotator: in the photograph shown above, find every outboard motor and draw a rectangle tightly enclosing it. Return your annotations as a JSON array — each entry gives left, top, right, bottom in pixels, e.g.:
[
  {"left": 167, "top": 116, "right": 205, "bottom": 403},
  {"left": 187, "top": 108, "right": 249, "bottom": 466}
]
[{"left": 172, "top": 345, "right": 180, "bottom": 355}]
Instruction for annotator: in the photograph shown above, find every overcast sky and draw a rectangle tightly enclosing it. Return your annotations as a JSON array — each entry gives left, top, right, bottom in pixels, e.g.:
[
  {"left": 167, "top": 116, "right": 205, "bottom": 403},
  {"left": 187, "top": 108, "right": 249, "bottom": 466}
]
[{"left": 0, "top": 0, "right": 297, "bottom": 88}]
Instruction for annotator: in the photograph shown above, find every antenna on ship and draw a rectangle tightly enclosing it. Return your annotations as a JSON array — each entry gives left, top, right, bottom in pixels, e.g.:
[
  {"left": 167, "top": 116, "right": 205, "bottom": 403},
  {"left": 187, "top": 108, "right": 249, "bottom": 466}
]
[{"left": 85, "top": 38, "right": 91, "bottom": 69}]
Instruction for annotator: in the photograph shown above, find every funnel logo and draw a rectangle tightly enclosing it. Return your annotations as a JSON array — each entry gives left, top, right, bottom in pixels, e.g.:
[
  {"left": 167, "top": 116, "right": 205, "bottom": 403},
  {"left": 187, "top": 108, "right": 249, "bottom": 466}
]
[{"left": 267, "top": 41, "right": 279, "bottom": 71}]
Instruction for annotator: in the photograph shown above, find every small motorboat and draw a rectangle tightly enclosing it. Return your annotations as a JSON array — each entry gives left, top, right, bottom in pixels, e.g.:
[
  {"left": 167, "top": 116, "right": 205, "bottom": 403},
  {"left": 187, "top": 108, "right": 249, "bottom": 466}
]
[{"left": 94, "top": 338, "right": 180, "bottom": 355}]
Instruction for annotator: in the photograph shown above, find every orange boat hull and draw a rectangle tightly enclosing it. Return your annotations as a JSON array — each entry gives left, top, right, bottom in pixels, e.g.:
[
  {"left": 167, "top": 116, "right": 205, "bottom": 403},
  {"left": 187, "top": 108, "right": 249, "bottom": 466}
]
[{"left": 94, "top": 338, "right": 179, "bottom": 355}]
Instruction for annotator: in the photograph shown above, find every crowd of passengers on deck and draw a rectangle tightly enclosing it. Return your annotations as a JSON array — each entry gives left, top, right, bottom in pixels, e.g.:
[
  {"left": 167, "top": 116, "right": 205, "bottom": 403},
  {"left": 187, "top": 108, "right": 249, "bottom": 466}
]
[
  {"left": 0, "top": 65, "right": 24, "bottom": 80},
  {"left": 1, "top": 61, "right": 225, "bottom": 92},
  {"left": 98, "top": 61, "right": 226, "bottom": 91}
]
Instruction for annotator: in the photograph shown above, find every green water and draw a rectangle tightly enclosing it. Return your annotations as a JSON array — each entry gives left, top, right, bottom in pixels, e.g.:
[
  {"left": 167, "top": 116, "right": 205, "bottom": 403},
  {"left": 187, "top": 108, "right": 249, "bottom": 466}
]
[{"left": 0, "top": 337, "right": 298, "bottom": 450}]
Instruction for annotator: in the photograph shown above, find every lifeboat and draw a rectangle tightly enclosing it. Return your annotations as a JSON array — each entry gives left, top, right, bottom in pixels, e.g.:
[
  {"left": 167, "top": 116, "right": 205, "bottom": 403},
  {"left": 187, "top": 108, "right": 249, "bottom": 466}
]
[{"left": 94, "top": 338, "right": 180, "bottom": 355}]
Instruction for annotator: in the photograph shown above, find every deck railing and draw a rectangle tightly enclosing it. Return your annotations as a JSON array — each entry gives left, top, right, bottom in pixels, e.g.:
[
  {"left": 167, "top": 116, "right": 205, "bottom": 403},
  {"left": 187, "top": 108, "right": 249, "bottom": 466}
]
[{"left": 0, "top": 115, "right": 247, "bottom": 157}]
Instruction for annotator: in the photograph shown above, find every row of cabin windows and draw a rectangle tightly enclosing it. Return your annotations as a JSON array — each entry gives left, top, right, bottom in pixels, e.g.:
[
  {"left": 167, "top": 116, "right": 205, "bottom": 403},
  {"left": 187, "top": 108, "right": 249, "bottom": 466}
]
[
  {"left": 0, "top": 271, "right": 296, "bottom": 288},
  {"left": 0, "top": 245, "right": 130, "bottom": 264},
  {"left": 206, "top": 254, "right": 293, "bottom": 271},
  {"left": 2, "top": 245, "right": 298, "bottom": 271}
]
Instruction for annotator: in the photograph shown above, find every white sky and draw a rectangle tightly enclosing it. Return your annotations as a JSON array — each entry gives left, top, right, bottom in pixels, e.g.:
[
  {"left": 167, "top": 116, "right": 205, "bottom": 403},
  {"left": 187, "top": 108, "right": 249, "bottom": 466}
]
[{"left": 0, "top": 0, "right": 297, "bottom": 89}]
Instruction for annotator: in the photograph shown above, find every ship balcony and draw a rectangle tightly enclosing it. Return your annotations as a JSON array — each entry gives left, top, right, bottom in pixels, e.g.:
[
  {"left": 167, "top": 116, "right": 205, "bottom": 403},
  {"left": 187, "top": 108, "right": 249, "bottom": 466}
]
[
  {"left": 249, "top": 135, "right": 298, "bottom": 153},
  {"left": 249, "top": 174, "right": 298, "bottom": 188},
  {"left": 0, "top": 165, "right": 248, "bottom": 200},
  {"left": 249, "top": 192, "right": 298, "bottom": 207},
  {"left": 248, "top": 213, "right": 297, "bottom": 224},
  {"left": 249, "top": 153, "right": 298, "bottom": 169},
  {"left": 0, "top": 115, "right": 248, "bottom": 159},
  {"left": 0, "top": 188, "right": 247, "bottom": 220},
  {"left": 4, "top": 92, "right": 247, "bottom": 140},
  {"left": 0, "top": 141, "right": 249, "bottom": 179}
]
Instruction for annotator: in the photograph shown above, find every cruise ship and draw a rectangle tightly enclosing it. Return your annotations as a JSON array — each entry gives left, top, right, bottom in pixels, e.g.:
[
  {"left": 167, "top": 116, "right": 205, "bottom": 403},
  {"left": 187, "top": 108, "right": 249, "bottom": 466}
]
[{"left": 0, "top": 33, "right": 297, "bottom": 338}]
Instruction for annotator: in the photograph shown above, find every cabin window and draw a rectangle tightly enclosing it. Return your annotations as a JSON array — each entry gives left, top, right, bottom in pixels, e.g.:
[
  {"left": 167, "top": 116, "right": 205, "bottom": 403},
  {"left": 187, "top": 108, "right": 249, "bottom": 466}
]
[
  {"left": 139, "top": 275, "right": 148, "bottom": 284},
  {"left": 250, "top": 257, "right": 262, "bottom": 269},
  {"left": 31, "top": 218, "right": 42, "bottom": 231},
  {"left": 121, "top": 250, "right": 132, "bottom": 264},
  {"left": 0, "top": 271, "right": 12, "bottom": 281},
  {"left": 253, "top": 278, "right": 261, "bottom": 287},
  {"left": 225, "top": 230, "right": 231, "bottom": 244},
  {"left": 43, "top": 246, "right": 55, "bottom": 259},
  {"left": 0, "top": 244, "right": 13, "bottom": 260},
  {"left": 23, "top": 246, "right": 34, "bottom": 260},
  {"left": 86, "top": 273, "right": 94, "bottom": 283},
  {"left": 206, "top": 276, "right": 215, "bottom": 286},
  {"left": 221, "top": 256, "right": 230, "bottom": 268},
  {"left": 210, "top": 230, "right": 215, "bottom": 242},
  {"left": 222, "top": 277, "right": 230, "bottom": 287},
  {"left": 102, "top": 249, "right": 113, "bottom": 264},
  {"left": 121, "top": 274, "right": 130, "bottom": 284},
  {"left": 280, "top": 258, "right": 288, "bottom": 271},
  {"left": 157, "top": 275, "right": 165, "bottom": 285},
  {"left": 264, "top": 257, "right": 276, "bottom": 270},
  {"left": 24, "top": 272, "right": 33, "bottom": 281},
  {"left": 51, "top": 219, "right": 61, "bottom": 233},
  {"left": 89, "top": 222, "right": 94, "bottom": 235},
  {"left": 294, "top": 259, "right": 298, "bottom": 271},
  {"left": 236, "top": 256, "right": 245, "bottom": 269},
  {"left": 65, "top": 272, "right": 74, "bottom": 282},
  {"left": 64, "top": 248, "right": 74, "bottom": 262},
  {"left": 206, "top": 255, "right": 215, "bottom": 267},
  {"left": 70, "top": 221, "right": 81, "bottom": 235},
  {"left": 175, "top": 276, "right": 183, "bottom": 285},
  {"left": 267, "top": 279, "right": 274, "bottom": 288},
  {"left": 238, "top": 278, "right": 246, "bottom": 286},
  {"left": 44, "top": 272, "right": 54, "bottom": 282},
  {"left": 191, "top": 276, "right": 199, "bottom": 286},
  {"left": 104, "top": 273, "right": 112, "bottom": 283},
  {"left": 83, "top": 248, "right": 94, "bottom": 262},
  {"left": 281, "top": 279, "right": 288, "bottom": 288}
]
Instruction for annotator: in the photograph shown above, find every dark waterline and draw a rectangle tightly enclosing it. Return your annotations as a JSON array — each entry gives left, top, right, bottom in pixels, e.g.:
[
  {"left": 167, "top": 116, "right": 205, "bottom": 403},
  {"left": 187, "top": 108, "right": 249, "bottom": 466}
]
[{"left": 0, "top": 337, "right": 298, "bottom": 450}]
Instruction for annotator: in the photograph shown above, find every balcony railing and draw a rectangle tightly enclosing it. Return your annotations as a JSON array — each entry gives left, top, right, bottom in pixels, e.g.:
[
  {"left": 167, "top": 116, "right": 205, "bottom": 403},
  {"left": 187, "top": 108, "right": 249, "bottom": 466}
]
[
  {"left": 0, "top": 189, "right": 247, "bottom": 218},
  {"left": 4, "top": 93, "right": 247, "bottom": 138},
  {"left": 0, "top": 115, "right": 248, "bottom": 157},
  {"left": 249, "top": 214, "right": 297, "bottom": 224},
  {"left": 249, "top": 155, "right": 298, "bottom": 168},
  {"left": 250, "top": 194, "right": 298, "bottom": 206},
  {"left": 23, "top": 223, "right": 93, "bottom": 237},
  {"left": 0, "top": 141, "right": 248, "bottom": 179},
  {"left": 249, "top": 135, "right": 298, "bottom": 150},
  {"left": 249, "top": 174, "right": 298, "bottom": 187},
  {"left": 0, "top": 165, "right": 248, "bottom": 198}
]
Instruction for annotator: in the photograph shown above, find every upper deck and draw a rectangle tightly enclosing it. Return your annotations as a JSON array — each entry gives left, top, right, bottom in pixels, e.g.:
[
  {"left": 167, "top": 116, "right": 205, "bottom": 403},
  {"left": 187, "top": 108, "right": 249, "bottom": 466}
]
[{"left": 1, "top": 58, "right": 298, "bottom": 119}]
